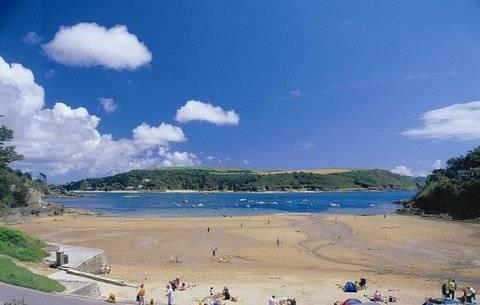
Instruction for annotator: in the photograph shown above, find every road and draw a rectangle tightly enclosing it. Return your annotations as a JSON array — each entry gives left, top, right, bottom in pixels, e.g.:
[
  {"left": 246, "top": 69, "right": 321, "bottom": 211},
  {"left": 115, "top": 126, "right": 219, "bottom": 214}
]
[{"left": 0, "top": 283, "right": 133, "bottom": 305}]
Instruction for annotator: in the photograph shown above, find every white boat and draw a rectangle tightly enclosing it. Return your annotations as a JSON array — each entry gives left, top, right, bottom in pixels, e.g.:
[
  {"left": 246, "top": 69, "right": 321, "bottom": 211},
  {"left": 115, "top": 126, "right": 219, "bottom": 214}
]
[
  {"left": 330, "top": 203, "right": 340, "bottom": 207},
  {"left": 239, "top": 198, "right": 247, "bottom": 202}
]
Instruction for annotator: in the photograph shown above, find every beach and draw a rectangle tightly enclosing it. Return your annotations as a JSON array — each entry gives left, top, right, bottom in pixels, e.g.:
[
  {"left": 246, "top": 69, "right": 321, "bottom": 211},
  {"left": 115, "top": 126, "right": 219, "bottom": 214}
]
[{"left": 14, "top": 214, "right": 480, "bottom": 305}]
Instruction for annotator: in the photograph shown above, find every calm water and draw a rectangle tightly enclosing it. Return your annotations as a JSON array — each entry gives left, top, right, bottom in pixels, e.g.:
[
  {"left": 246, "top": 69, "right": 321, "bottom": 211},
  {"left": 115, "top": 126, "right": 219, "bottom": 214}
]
[{"left": 45, "top": 190, "right": 414, "bottom": 217}]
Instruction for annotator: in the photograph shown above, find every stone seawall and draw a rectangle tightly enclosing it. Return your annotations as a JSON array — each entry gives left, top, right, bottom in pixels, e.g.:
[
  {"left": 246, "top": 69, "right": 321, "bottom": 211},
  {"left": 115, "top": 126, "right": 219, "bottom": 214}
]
[{"left": 75, "top": 252, "right": 106, "bottom": 274}]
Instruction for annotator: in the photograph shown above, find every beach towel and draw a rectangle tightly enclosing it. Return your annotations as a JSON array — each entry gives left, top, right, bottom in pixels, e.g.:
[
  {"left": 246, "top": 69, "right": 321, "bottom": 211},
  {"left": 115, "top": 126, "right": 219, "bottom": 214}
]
[{"left": 344, "top": 282, "right": 357, "bottom": 293}]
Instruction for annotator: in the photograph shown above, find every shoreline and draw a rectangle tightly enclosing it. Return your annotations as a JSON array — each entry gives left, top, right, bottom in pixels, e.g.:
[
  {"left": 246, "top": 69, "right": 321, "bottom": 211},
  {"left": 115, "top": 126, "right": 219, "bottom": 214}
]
[{"left": 69, "top": 188, "right": 416, "bottom": 194}]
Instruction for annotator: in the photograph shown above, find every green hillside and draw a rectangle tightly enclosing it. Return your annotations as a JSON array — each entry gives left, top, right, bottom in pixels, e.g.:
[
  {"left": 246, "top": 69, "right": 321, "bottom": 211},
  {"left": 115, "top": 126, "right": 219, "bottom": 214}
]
[
  {"left": 64, "top": 167, "right": 416, "bottom": 192},
  {"left": 405, "top": 146, "right": 480, "bottom": 220}
]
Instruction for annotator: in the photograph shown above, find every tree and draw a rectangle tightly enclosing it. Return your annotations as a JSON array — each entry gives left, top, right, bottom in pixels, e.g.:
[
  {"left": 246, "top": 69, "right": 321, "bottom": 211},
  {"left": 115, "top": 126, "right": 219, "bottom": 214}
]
[{"left": 0, "top": 125, "right": 23, "bottom": 167}]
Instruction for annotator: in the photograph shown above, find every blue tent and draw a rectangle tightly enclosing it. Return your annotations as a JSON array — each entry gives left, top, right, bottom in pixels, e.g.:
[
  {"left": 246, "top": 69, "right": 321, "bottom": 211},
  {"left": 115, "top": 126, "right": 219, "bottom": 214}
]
[{"left": 344, "top": 282, "right": 357, "bottom": 293}]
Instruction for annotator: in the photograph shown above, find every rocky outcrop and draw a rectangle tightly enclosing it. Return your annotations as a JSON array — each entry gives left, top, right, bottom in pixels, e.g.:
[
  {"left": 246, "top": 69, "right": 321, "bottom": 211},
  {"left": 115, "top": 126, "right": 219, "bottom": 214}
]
[{"left": 25, "top": 188, "right": 44, "bottom": 207}]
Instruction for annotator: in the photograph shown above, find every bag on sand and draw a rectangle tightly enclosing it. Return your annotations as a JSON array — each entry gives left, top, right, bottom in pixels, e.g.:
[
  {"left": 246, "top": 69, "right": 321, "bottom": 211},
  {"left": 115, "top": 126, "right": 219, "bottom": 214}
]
[{"left": 136, "top": 293, "right": 140, "bottom": 302}]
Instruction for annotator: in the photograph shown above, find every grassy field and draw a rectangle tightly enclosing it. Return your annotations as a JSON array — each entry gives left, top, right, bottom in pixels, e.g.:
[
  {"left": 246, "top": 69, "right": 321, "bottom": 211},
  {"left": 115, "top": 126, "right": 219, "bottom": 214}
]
[
  {"left": 0, "top": 226, "right": 48, "bottom": 262},
  {"left": 0, "top": 256, "right": 64, "bottom": 292},
  {"left": 254, "top": 168, "right": 352, "bottom": 175}
]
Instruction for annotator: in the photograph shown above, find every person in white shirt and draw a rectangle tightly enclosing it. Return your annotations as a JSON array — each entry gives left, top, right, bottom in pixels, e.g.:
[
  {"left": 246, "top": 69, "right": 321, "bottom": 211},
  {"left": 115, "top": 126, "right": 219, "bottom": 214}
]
[
  {"left": 268, "top": 295, "right": 278, "bottom": 305},
  {"left": 166, "top": 284, "right": 175, "bottom": 305},
  {"left": 465, "top": 286, "right": 476, "bottom": 302}
]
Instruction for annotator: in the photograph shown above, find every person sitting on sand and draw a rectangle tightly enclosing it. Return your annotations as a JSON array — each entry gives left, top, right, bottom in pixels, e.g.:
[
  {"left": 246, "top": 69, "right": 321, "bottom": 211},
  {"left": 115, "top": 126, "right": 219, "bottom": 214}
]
[
  {"left": 178, "top": 283, "right": 186, "bottom": 291},
  {"left": 222, "top": 287, "right": 231, "bottom": 300},
  {"left": 268, "top": 295, "right": 279, "bottom": 305},
  {"left": 464, "top": 286, "right": 476, "bottom": 303},
  {"left": 169, "top": 276, "right": 181, "bottom": 290},
  {"left": 210, "top": 287, "right": 214, "bottom": 296},
  {"left": 370, "top": 290, "right": 384, "bottom": 302},
  {"left": 358, "top": 278, "right": 367, "bottom": 290}
]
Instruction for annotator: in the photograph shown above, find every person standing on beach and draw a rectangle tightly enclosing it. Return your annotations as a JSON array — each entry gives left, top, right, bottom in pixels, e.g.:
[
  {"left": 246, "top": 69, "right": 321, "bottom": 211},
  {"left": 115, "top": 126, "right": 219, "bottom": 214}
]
[
  {"left": 137, "top": 283, "right": 146, "bottom": 305},
  {"left": 212, "top": 247, "right": 217, "bottom": 257},
  {"left": 166, "top": 284, "right": 175, "bottom": 305},
  {"left": 448, "top": 279, "right": 457, "bottom": 299},
  {"left": 276, "top": 237, "right": 280, "bottom": 247},
  {"left": 207, "top": 226, "right": 210, "bottom": 233}
]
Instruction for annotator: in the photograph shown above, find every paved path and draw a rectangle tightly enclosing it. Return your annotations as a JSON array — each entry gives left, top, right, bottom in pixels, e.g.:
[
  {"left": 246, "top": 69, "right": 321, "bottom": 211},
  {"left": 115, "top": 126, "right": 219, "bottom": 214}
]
[{"left": 0, "top": 283, "right": 133, "bottom": 305}]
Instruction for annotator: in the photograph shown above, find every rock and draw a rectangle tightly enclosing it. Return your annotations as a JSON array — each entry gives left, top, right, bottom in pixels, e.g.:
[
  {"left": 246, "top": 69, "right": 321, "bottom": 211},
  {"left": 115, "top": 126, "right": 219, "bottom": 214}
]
[{"left": 25, "top": 188, "right": 44, "bottom": 207}]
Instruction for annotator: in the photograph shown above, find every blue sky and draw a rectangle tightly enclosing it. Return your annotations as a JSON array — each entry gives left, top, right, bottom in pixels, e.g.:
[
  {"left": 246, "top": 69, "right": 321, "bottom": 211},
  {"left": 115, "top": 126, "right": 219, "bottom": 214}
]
[{"left": 1, "top": 0, "right": 480, "bottom": 182}]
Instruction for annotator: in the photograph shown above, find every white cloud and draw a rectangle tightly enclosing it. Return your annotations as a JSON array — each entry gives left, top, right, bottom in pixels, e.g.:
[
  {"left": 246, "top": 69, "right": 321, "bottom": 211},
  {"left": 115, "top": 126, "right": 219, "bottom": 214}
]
[
  {"left": 391, "top": 165, "right": 413, "bottom": 176},
  {"left": 160, "top": 151, "right": 199, "bottom": 167},
  {"left": 22, "top": 32, "right": 42, "bottom": 45},
  {"left": 175, "top": 100, "right": 240, "bottom": 126},
  {"left": 294, "top": 141, "right": 315, "bottom": 151},
  {"left": 289, "top": 89, "right": 302, "bottom": 98},
  {"left": 242, "top": 159, "right": 250, "bottom": 165},
  {"left": 403, "top": 101, "right": 480, "bottom": 140},
  {"left": 42, "top": 22, "right": 152, "bottom": 70},
  {"left": 133, "top": 123, "right": 186, "bottom": 148},
  {"left": 0, "top": 56, "right": 192, "bottom": 181},
  {"left": 99, "top": 97, "right": 118, "bottom": 113},
  {"left": 431, "top": 159, "right": 445, "bottom": 170},
  {"left": 206, "top": 155, "right": 215, "bottom": 161}
]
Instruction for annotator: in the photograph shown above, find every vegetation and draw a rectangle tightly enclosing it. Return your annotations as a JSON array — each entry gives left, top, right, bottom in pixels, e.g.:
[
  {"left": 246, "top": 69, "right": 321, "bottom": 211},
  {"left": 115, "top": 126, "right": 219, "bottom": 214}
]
[
  {"left": 410, "top": 146, "right": 480, "bottom": 219},
  {"left": 0, "top": 123, "right": 47, "bottom": 210},
  {"left": 0, "top": 227, "right": 48, "bottom": 262},
  {"left": 0, "top": 256, "right": 64, "bottom": 293},
  {"left": 64, "top": 167, "right": 416, "bottom": 192}
]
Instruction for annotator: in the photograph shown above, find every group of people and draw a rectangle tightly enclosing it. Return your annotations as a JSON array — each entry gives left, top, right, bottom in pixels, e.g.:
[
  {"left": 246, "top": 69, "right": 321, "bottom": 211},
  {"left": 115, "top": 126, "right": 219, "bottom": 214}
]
[
  {"left": 136, "top": 283, "right": 176, "bottom": 305},
  {"left": 201, "top": 286, "right": 236, "bottom": 305},
  {"left": 441, "top": 279, "right": 476, "bottom": 303}
]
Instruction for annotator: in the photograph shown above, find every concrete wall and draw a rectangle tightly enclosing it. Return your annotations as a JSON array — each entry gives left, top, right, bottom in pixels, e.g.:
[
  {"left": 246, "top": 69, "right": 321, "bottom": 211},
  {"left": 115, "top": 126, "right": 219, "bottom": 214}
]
[
  {"left": 75, "top": 252, "right": 106, "bottom": 274},
  {"left": 70, "top": 282, "right": 101, "bottom": 298}
]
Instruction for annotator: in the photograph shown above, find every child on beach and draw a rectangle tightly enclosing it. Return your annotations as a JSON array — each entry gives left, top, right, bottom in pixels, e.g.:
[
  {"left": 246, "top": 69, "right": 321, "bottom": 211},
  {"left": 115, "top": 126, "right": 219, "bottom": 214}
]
[
  {"left": 166, "top": 284, "right": 175, "bottom": 305},
  {"left": 137, "top": 283, "right": 146, "bottom": 305}
]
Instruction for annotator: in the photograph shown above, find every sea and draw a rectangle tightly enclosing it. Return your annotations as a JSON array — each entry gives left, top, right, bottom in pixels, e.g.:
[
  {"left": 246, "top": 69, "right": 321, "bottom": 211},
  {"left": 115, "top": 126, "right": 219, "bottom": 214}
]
[{"left": 45, "top": 190, "right": 414, "bottom": 217}]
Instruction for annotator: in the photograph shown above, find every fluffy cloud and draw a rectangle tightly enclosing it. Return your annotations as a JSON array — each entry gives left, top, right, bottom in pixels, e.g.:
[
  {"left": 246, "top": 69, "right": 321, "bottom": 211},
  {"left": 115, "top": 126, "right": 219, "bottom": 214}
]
[
  {"left": 391, "top": 165, "right": 413, "bottom": 176},
  {"left": 133, "top": 123, "right": 186, "bottom": 147},
  {"left": 42, "top": 22, "right": 152, "bottom": 70},
  {"left": 22, "top": 32, "right": 42, "bottom": 45},
  {"left": 175, "top": 100, "right": 240, "bottom": 126},
  {"left": 160, "top": 151, "right": 199, "bottom": 167},
  {"left": 0, "top": 56, "right": 194, "bottom": 181},
  {"left": 403, "top": 101, "right": 480, "bottom": 140},
  {"left": 99, "top": 97, "right": 118, "bottom": 113}
]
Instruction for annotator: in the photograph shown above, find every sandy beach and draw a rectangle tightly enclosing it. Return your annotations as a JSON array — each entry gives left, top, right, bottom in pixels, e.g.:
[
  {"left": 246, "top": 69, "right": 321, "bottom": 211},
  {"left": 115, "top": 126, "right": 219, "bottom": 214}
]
[{"left": 14, "top": 214, "right": 480, "bottom": 305}]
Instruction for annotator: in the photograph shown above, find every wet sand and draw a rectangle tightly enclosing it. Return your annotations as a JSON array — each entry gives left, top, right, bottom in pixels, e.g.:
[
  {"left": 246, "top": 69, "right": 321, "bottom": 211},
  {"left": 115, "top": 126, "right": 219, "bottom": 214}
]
[{"left": 14, "top": 214, "right": 480, "bottom": 305}]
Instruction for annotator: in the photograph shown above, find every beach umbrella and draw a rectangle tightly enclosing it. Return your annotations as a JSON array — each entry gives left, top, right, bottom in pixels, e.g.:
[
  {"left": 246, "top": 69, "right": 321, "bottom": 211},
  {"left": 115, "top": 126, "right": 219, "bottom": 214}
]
[{"left": 342, "top": 299, "right": 362, "bottom": 305}]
